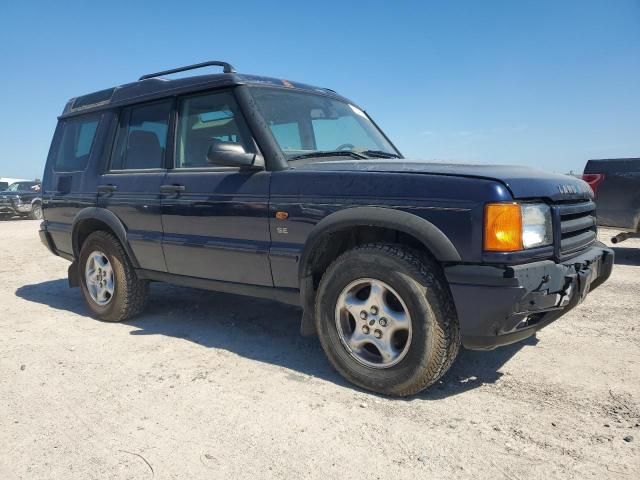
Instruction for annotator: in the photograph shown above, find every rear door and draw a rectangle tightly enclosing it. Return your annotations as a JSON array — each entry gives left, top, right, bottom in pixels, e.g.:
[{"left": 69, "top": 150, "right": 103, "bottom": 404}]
[
  {"left": 96, "top": 100, "right": 172, "bottom": 272},
  {"left": 160, "top": 89, "right": 272, "bottom": 286},
  {"left": 42, "top": 113, "right": 103, "bottom": 256}
]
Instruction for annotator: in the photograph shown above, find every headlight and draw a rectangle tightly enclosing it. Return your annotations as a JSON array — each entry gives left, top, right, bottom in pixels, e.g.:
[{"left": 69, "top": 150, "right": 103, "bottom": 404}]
[
  {"left": 12, "top": 196, "right": 22, "bottom": 205},
  {"left": 521, "top": 203, "right": 552, "bottom": 249},
  {"left": 484, "top": 202, "right": 552, "bottom": 252}
]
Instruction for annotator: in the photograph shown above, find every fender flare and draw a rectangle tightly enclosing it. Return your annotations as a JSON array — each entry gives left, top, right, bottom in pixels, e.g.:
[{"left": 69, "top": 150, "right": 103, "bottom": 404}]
[
  {"left": 30, "top": 197, "right": 42, "bottom": 206},
  {"left": 298, "top": 206, "right": 461, "bottom": 280},
  {"left": 297, "top": 206, "right": 461, "bottom": 336},
  {"left": 71, "top": 207, "right": 140, "bottom": 268}
]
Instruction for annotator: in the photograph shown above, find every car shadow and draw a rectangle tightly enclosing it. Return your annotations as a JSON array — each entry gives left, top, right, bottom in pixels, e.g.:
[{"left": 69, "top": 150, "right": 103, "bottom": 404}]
[
  {"left": 611, "top": 247, "right": 640, "bottom": 266},
  {"left": 15, "top": 279, "right": 531, "bottom": 399}
]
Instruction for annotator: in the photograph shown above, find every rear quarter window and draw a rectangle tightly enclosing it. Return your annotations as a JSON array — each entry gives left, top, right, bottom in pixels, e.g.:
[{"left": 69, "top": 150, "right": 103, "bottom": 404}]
[{"left": 52, "top": 114, "right": 101, "bottom": 172}]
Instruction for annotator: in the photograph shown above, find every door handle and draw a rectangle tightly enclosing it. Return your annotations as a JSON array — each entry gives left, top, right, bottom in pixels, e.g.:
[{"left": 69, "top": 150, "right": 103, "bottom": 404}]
[
  {"left": 97, "top": 184, "right": 117, "bottom": 194},
  {"left": 160, "top": 184, "right": 185, "bottom": 194}
]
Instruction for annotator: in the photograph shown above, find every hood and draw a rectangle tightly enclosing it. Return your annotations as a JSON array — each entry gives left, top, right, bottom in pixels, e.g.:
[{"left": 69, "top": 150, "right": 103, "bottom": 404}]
[{"left": 293, "top": 160, "right": 593, "bottom": 202}]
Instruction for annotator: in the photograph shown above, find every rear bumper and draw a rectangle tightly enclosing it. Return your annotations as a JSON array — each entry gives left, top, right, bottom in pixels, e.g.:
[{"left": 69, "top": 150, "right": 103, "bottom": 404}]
[{"left": 445, "top": 243, "right": 614, "bottom": 350}]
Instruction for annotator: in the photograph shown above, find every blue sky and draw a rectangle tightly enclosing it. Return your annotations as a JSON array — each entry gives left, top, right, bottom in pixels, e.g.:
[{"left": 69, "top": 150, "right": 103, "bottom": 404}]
[{"left": 0, "top": 0, "right": 638, "bottom": 179}]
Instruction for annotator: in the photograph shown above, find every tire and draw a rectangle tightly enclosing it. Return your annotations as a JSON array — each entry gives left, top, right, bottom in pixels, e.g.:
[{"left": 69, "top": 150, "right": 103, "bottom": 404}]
[
  {"left": 315, "top": 243, "right": 460, "bottom": 396},
  {"left": 29, "top": 203, "right": 43, "bottom": 220},
  {"left": 78, "top": 231, "right": 149, "bottom": 322}
]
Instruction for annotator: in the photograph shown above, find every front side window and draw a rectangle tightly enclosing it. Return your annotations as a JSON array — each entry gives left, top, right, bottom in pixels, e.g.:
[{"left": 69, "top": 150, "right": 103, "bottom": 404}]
[
  {"left": 110, "top": 101, "right": 172, "bottom": 170},
  {"left": 53, "top": 114, "right": 100, "bottom": 172},
  {"left": 249, "top": 87, "right": 398, "bottom": 161},
  {"left": 176, "top": 91, "right": 253, "bottom": 168}
]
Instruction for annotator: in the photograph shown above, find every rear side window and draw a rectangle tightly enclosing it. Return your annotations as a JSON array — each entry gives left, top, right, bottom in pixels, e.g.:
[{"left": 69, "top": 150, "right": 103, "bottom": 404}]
[
  {"left": 53, "top": 115, "right": 100, "bottom": 172},
  {"left": 110, "top": 101, "right": 172, "bottom": 170}
]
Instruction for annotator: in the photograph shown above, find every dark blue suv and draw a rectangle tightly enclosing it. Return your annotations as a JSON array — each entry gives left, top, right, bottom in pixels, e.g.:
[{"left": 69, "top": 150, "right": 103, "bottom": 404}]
[{"left": 40, "top": 61, "right": 613, "bottom": 396}]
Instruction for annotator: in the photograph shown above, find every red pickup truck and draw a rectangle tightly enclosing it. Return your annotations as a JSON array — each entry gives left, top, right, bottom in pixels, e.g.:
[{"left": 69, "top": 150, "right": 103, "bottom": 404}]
[{"left": 583, "top": 158, "right": 640, "bottom": 244}]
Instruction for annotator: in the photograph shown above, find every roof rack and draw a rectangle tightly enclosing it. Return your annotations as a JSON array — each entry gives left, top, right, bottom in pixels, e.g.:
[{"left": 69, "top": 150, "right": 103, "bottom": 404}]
[{"left": 139, "top": 61, "right": 236, "bottom": 81}]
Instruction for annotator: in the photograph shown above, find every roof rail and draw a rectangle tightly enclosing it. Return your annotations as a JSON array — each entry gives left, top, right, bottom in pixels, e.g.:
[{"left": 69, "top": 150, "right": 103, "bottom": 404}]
[{"left": 139, "top": 61, "right": 236, "bottom": 80}]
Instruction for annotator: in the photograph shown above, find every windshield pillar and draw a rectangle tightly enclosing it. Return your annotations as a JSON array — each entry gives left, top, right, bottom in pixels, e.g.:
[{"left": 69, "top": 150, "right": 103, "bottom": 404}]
[{"left": 234, "top": 85, "right": 289, "bottom": 171}]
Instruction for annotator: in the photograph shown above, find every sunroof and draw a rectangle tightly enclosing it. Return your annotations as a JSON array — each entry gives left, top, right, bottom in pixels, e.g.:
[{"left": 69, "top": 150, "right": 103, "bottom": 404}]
[{"left": 199, "top": 110, "right": 233, "bottom": 122}]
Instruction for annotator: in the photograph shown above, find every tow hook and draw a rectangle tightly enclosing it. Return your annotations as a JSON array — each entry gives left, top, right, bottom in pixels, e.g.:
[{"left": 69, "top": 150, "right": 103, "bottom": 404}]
[
  {"left": 611, "top": 231, "right": 640, "bottom": 244},
  {"left": 558, "top": 280, "right": 573, "bottom": 307}
]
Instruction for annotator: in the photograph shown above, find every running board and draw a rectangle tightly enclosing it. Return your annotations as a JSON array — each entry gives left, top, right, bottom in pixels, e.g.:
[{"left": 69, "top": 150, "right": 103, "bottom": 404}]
[{"left": 135, "top": 269, "right": 301, "bottom": 306}]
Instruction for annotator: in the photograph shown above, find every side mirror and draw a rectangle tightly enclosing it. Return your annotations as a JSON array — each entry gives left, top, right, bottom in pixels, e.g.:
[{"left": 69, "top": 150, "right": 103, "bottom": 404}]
[{"left": 206, "top": 141, "right": 262, "bottom": 168}]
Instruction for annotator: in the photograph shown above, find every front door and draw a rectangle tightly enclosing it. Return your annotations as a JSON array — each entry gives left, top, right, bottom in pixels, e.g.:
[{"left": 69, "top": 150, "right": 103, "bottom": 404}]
[
  {"left": 97, "top": 100, "right": 172, "bottom": 272},
  {"left": 161, "top": 89, "right": 272, "bottom": 286}
]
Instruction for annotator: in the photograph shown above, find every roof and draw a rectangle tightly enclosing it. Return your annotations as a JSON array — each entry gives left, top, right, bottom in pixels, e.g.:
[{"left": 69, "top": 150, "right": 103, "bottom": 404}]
[
  {"left": 587, "top": 158, "right": 640, "bottom": 162},
  {"left": 60, "top": 69, "right": 354, "bottom": 118}
]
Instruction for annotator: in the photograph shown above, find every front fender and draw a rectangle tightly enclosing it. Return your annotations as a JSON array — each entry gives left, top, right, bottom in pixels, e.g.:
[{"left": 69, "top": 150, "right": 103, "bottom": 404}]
[
  {"left": 297, "top": 206, "right": 461, "bottom": 336},
  {"left": 298, "top": 206, "right": 461, "bottom": 279}
]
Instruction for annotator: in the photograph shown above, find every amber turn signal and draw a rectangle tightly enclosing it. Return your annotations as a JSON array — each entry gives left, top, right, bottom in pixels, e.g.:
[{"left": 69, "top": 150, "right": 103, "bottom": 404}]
[{"left": 484, "top": 203, "right": 522, "bottom": 252}]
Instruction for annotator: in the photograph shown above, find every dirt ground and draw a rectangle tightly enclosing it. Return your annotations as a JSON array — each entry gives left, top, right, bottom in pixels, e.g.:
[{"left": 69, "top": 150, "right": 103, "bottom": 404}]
[{"left": 0, "top": 219, "right": 638, "bottom": 479}]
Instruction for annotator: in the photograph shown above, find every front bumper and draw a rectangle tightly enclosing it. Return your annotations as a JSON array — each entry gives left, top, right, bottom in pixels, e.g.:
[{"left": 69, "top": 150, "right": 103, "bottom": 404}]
[
  {"left": 0, "top": 205, "right": 17, "bottom": 215},
  {"left": 0, "top": 203, "right": 31, "bottom": 215},
  {"left": 445, "top": 243, "right": 614, "bottom": 350}
]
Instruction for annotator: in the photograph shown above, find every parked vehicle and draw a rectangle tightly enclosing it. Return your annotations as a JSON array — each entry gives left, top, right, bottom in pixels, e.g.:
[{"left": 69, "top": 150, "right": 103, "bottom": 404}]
[
  {"left": 0, "top": 177, "right": 29, "bottom": 191},
  {"left": 39, "top": 61, "right": 614, "bottom": 395},
  {"left": 0, "top": 181, "right": 42, "bottom": 219},
  {"left": 583, "top": 158, "right": 640, "bottom": 244}
]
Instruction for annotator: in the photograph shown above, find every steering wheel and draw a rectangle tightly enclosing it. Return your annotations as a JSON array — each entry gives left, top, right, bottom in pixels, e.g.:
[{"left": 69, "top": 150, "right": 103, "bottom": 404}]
[{"left": 336, "top": 143, "right": 355, "bottom": 151}]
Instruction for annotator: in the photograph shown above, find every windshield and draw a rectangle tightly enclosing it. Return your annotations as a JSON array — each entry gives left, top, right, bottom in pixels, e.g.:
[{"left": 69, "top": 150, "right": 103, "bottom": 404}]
[
  {"left": 6, "top": 182, "right": 38, "bottom": 192},
  {"left": 249, "top": 87, "right": 399, "bottom": 161}
]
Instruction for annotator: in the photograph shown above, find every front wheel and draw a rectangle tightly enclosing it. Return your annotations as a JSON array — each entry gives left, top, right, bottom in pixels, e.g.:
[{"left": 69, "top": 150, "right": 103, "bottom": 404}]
[
  {"left": 29, "top": 203, "right": 43, "bottom": 220},
  {"left": 315, "top": 244, "right": 460, "bottom": 396},
  {"left": 78, "top": 231, "right": 149, "bottom": 322}
]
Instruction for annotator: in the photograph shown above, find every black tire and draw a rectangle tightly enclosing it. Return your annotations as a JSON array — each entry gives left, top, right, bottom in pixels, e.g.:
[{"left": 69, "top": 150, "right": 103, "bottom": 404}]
[
  {"left": 315, "top": 243, "right": 460, "bottom": 396},
  {"left": 78, "top": 231, "right": 149, "bottom": 322},
  {"left": 29, "top": 203, "right": 43, "bottom": 220}
]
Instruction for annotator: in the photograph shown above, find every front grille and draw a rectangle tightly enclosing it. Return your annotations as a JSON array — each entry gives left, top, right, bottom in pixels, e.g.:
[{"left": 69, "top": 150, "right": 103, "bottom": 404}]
[{"left": 556, "top": 201, "right": 597, "bottom": 256}]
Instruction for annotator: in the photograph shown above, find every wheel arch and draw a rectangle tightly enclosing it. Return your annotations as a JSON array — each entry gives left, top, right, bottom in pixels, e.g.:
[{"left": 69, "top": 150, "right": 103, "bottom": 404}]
[
  {"left": 71, "top": 207, "right": 140, "bottom": 269},
  {"left": 298, "top": 206, "right": 461, "bottom": 335}
]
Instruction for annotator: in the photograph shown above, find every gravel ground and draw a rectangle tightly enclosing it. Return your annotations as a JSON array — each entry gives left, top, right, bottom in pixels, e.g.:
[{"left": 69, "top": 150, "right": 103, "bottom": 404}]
[{"left": 1, "top": 219, "right": 639, "bottom": 479}]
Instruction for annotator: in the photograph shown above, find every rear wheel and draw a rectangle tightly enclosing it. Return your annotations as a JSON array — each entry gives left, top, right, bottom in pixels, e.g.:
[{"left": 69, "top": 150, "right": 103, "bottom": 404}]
[
  {"left": 78, "top": 231, "right": 148, "bottom": 322},
  {"left": 315, "top": 244, "right": 460, "bottom": 396}
]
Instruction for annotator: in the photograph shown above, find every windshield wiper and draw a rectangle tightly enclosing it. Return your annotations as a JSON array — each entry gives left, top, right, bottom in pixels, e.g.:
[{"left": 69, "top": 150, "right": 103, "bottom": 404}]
[
  {"left": 289, "top": 150, "right": 369, "bottom": 161},
  {"left": 360, "top": 150, "right": 401, "bottom": 159}
]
